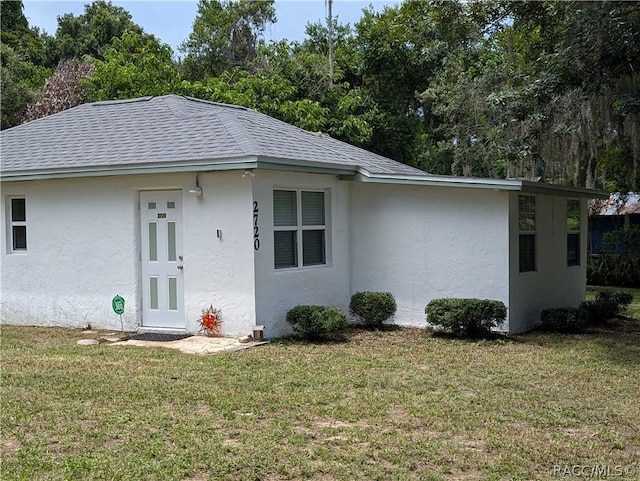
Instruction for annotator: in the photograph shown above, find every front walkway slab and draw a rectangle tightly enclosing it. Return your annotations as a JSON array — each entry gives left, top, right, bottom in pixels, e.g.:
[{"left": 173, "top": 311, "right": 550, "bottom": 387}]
[{"left": 108, "top": 335, "right": 267, "bottom": 355}]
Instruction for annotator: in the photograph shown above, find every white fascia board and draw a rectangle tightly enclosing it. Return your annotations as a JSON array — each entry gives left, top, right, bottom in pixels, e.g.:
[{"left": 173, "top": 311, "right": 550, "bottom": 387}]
[
  {"left": 347, "top": 171, "right": 523, "bottom": 190},
  {"left": 348, "top": 171, "right": 609, "bottom": 198},
  {"left": 0, "top": 156, "right": 358, "bottom": 182},
  {"left": 0, "top": 157, "right": 261, "bottom": 182}
]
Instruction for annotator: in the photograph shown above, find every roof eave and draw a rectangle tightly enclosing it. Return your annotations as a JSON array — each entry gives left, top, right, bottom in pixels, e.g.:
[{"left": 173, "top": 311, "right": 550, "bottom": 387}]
[
  {"left": 0, "top": 158, "right": 261, "bottom": 182},
  {"left": 0, "top": 156, "right": 358, "bottom": 182},
  {"left": 346, "top": 171, "right": 609, "bottom": 198},
  {"left": 519, "top": 179, "right": 609, "bottom": 198}
]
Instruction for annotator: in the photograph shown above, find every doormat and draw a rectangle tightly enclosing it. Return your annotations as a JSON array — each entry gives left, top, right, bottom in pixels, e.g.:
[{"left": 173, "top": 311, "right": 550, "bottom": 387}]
[{"left": 124, "top": 333, "right": 191, "bottom": 342}]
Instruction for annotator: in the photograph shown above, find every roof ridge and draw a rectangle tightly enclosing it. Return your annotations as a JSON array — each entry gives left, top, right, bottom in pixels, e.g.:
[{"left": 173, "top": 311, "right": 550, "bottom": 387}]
[
  {"left": 90, "top": 96, "right": 154, "bottom": 107},
  {"left": 214, "top": 108, "right": 261, "bottom": 155}
]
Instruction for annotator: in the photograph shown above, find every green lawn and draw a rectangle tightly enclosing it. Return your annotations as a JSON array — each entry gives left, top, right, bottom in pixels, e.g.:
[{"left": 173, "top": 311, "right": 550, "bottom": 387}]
[
  {"left": 2, "top": 311, "right": 639, "bottom": 480},
  {"left": 587, "top": 285, "right": 640, "bottom": 319}
]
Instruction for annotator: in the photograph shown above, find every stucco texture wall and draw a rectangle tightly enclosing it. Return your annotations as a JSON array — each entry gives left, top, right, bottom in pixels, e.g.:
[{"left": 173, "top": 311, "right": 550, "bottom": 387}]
[
  {"left": 1, "top": 172, "right": 256, "bottom": 335},
  {"left": 2, "top": 176, "right": 141, "bottom": 330},
  {"left": 252, "top": 171, "right": 351, "bottom": 338},
  {"left": 182, "top": 171, "right": 256, "bottom": 337},
  {"left": 349, "top": 183, "right": 511, "bottom": 329}
]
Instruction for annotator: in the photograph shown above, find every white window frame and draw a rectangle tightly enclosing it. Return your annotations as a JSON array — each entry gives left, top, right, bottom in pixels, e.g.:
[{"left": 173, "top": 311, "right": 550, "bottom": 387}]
[
  {"left": 518, "top": 194, "right": 536, "bottom": 272},
  {"left": 273, "top": 188, "right": 327, "bottom": 270},
  {"left": 567, "top": 199, "right": 581, "bottom": 267},
  {"left": 7, "top": 197, "right": 27, "bottom": 253}
]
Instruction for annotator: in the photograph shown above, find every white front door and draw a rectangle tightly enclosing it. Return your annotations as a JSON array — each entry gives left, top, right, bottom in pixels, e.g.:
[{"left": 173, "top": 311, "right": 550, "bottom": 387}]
[{"left": 140, "top": 191, "right": 185, "bottom": 328}]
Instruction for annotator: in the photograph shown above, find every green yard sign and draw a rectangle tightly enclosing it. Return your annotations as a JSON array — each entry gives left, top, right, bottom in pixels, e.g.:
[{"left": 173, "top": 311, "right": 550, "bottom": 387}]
[{"left": 112, "top": 295, "right": 125, "bottom": 315}]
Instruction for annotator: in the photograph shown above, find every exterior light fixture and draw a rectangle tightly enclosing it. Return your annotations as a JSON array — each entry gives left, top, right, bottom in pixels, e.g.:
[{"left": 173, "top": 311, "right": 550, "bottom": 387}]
[{"left": 189, "top": 174, "right": 203, "bottom": 196}]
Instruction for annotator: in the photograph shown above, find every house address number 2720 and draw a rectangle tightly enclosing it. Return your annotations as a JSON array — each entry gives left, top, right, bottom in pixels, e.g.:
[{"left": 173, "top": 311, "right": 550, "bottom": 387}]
[{"left": 253, "top": 201, "right": 260, "bottom": 250}]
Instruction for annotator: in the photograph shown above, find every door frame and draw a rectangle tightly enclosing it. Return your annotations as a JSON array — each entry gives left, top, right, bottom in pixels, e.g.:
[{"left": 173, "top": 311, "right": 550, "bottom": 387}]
[{"left": 139, "top": 190, "right": 185, "bottom": 329}]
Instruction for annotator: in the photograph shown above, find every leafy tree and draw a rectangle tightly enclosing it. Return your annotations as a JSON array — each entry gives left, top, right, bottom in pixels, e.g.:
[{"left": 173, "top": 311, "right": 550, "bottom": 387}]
[
  {"left": 182, "top": 68, "right": 328, "bottom": 133},
  {"left": 1, "top": 0, "right": 29, "bottom": 51},
  {"left": 0, "top": 1, "right": 51, "bottom": 128},
  {"left": 46, "top": 0, "right": 149, "bottom": 67},
  {"left": 180, "top": 0, "right": 276, "bottom": 80},
  {"left": 251, "top": 38, "right": 376, "bottom": 146},
  {"left": 348, "top": 2, "right": 432, "bottom": 166},
  {"left": 418, "top": 0, "right": 640, "bottom": 189},
  {"left": 86, "top": 31, "right": 180, "bottom": 100},
  {"left": 1, "top": 45, "right": 49, "bottom": 128}
]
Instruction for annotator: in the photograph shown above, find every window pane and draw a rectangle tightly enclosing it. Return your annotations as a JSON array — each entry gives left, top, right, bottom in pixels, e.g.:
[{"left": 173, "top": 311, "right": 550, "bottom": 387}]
[
  {"left": 518, "top": 195, "right": 536, "bottom": 231},
  {"left": 168, "top": 277, "right": 178, "bottom": 310},
  {"left": 13, "top": 226, "right": 27, "bottom": 250},
  {"left": 519, "top": 234, "right": 536, "bottom": 272},
  {"left": 302, "top": 191, "right": 325, "bottom": 226},
  {"left": 11, "top": 198, "right": 26, "bottom": 222},
  {"left": 167, "top": 201, "right": 175, "bottom": 209},
  {"left": 567, "top": 200, "right": 580, "bottom": 231},
  {"left": 567, "top": 233, "right": 580, "bottom": 266},
  {"left": 149, "top": 277, "right": 159, "bottom": 310},
  {"left": 274, "top": 230, "right": 297, "bottom": 268},
  {"left": 273, "top": 190, "right": 297, "bottom": 226},
  {"left": 148, "top": 222, "right": 157, "bottom": 261},
  {"left": 303, "top": 229, "right": 325, "bottom": 266},
  {"left": 167, "top": 222, "right": 177, "bottom": 262}
]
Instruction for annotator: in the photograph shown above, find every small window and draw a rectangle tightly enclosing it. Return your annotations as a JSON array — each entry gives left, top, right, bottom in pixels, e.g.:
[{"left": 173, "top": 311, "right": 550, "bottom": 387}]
[
  {"left": 8, "top": 198, "right": 27, "bottom": 252},
  {"left": 567, "top": 199, "right": 581, "bottom": 266},
  {"left": 273, "top": 189, "right": 327, "bottom": 269},
  {"left": 518, "top": 195, "right": 535, "bottom": 272}
]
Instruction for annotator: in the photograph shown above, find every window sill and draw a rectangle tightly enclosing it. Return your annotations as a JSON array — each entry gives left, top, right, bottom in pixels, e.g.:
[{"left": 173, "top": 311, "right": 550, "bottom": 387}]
[{"left": 274, "top": 264, "right": 330, "bottom": 272}]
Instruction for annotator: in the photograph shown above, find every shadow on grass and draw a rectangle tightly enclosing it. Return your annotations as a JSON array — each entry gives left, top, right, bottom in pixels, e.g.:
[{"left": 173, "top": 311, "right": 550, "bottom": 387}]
[
  {"left": 585, "top": 317, "right": 640, "bottom": 365},
  {"left": 519, "top": 316, "right": 640, "bottom": 366},
  {"left": 277, "top": 324, "right": 411, "bottom": 346},
  {"left": 429, "top": 330, "right": 519, "bottom": 343},
  {"left": 275, "top": 333, "right": 351, "bottom": 346}
]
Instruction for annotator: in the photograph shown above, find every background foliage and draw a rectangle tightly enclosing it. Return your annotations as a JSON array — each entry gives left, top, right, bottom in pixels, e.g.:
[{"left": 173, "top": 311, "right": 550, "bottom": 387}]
[{"left": 2, "top": 0, "right": 639, "bottom": 192}]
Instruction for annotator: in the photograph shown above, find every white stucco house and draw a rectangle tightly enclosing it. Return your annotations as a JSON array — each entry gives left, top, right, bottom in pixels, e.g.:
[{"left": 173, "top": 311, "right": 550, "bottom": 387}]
[{"left": 1, "top": 95, "right": 607, "bottom": 337}]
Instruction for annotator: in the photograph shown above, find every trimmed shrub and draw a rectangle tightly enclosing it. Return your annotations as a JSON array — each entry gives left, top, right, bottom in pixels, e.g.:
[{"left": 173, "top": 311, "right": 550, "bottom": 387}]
[
  {"left": 539, "top": 307, "right": 587, "bottom": 333},
  {"left": 349, "top": 291, "right": 397, "bottom": 328},
  {"left": 286, "top": 305, "right": 347, "bottom": 340},
  {"left": 580, "top": 290, "right": 633, "bottom": 324},
  {"left": 425, "top": 298, "right": 507, "bottom": 338}
]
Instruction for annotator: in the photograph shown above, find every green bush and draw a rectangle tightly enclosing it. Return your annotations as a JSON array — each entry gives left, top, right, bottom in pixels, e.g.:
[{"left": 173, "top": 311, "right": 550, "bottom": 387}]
[
  {"left": 286, "top": 305, "right": 347, "bottom": 340},
  {"left": 349, "top": 291, "right": 397, "bottom": 328},
  {"left": 425, "top": 298, "right": 507, "bottom": 338},
  {"left": 587, "top": 253, "right": 640, "bottom": 287},
  {"left": 539, "top": 307, "right": 587, "bottom": 333},
  {"left": 580, "top": 290, "right": 633, "bottom": 324}
]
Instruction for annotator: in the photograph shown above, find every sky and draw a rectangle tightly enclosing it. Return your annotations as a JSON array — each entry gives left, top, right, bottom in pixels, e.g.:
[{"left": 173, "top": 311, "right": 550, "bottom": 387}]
[{"left": 22, "top": 0, "right": 398, "bottom": 55}]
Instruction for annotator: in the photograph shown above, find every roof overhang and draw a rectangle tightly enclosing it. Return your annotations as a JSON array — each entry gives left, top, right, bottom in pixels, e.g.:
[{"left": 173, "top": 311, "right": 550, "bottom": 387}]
[
  {"left": 0, "top": 155, "right": 358, "bottom": 182},
  {"left": 1, "top": 157, "right": 609, "bottom": 199},
  {"left": 345, "top": 171, "right": 609, "bottom": 198}
]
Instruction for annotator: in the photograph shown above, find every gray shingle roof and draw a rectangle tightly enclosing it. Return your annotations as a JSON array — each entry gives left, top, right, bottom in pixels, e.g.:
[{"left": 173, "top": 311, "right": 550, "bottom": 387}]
[{"left": 1, "top": 95, "right": 425, "bottom": 178}]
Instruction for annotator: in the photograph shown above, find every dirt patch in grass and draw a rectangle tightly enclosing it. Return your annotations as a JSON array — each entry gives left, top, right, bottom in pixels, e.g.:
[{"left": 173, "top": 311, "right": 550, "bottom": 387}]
[{"left": 1, "top": 436, "right": 21, "bottom": 457}]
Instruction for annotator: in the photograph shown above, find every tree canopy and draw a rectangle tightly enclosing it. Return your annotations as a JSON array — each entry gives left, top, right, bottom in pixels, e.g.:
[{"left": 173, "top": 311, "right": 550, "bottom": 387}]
[{"left": 3, "top": 0, "right": 639, "bottom": 192}]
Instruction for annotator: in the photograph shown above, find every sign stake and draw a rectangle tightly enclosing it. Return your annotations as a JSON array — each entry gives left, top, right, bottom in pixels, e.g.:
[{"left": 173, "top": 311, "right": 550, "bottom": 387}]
[{"left": 112, "top": 295, "right": 126, "bottom": 334}]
